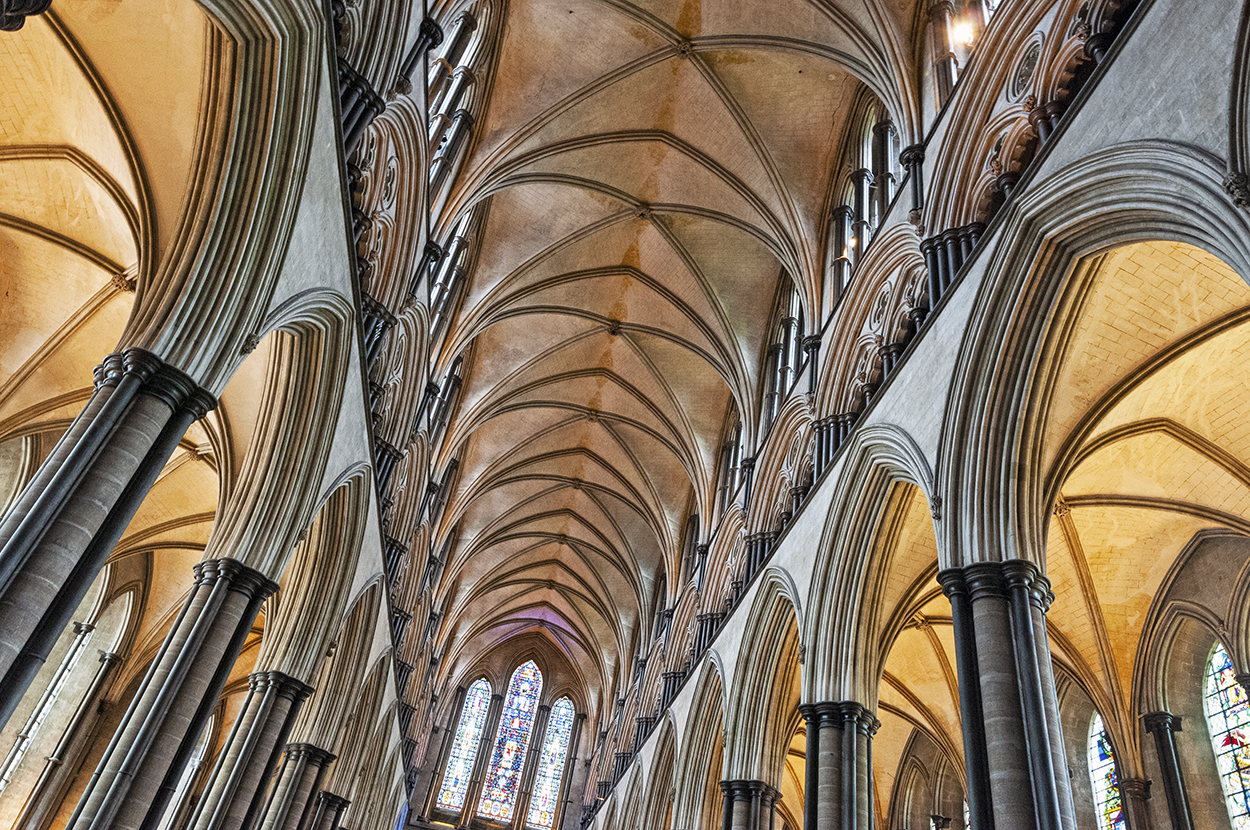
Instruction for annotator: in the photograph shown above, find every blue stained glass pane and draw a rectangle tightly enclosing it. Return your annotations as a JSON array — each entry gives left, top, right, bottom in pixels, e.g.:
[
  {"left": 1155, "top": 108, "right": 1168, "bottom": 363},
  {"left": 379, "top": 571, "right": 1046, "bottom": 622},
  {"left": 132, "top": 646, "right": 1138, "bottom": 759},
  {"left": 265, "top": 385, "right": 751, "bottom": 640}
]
[
  {"left": 437, "top": 679, "right": 492, "bottom": 812},
  {"left": 1086, "top": 713, "right": 1125, "bottom": 830},
  {"left": 1205, "top": 644, "right": 1250, "bottom": 829},
  {"left": 526, "top": 697, "right": 576, "bottom": 829},
  {"left": 478, "top": 661, "right": 543, "bottom": 821}
]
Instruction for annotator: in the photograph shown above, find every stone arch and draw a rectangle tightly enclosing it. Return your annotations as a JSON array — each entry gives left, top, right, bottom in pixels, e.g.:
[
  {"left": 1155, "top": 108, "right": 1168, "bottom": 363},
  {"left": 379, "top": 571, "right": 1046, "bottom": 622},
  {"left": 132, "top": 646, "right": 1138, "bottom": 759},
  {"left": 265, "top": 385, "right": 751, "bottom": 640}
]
[
  {"left": 939, "top": 140, "right": 1250, "bottom": 572},
  {"left": 253, "top": 469, "right": 371, "bottom": 684},
  {"left": 674, "top": 659, "right": 726, "bottom": 830},
  {"left": 724, "top": 572, "right": 803, "bottom": 787},
  {"left": 201, "top": 291, "right": 355, "bottom": 580},
  {"left": 806, "top": 423, "right": 937, "bottom": 702}
]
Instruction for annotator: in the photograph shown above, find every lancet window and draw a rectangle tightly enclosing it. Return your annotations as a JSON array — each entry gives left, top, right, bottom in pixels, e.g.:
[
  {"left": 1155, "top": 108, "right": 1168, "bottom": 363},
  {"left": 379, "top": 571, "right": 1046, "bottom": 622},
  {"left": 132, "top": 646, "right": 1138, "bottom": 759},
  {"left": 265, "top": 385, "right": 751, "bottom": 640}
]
[
  {"left": 1086, "top": 713, "right": 1125, "bottom": 830},
  {"left": 477, "top": 660, "right": 543, "bottom": 821},
  {"left": 438, "top": 678, "right": 493, "bottom": 812},
  {"left": 1204, "top": 643, "right": 1250, "bottom": 828},
  {"left": 525, "top": 696, "right": 575, "bottom": 829}
]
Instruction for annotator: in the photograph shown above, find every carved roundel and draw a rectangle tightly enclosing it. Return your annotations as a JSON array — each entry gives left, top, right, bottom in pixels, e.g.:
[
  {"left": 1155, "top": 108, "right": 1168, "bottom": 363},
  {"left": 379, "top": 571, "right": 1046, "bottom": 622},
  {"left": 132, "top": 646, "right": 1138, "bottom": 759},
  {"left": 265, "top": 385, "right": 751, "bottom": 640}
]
[{"left": 1010, "top": 38, "right": 1043, "bottom": 101}]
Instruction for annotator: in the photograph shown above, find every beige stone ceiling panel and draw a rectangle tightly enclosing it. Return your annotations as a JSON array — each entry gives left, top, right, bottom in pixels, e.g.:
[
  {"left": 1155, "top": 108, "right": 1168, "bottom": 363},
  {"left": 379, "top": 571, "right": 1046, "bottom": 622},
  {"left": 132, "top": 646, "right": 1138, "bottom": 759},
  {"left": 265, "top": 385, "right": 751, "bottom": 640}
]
[{"left": 1042, "top": 242, "right": 1250, "bottom": 481}]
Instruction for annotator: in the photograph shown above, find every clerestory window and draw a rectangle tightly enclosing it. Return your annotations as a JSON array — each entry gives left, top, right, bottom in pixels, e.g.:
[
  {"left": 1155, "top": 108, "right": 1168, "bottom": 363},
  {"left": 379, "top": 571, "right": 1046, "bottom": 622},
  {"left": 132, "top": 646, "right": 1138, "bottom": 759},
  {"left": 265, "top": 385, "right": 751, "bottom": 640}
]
[{"left": 438, "top": 677, "right": 493, "bottom": 812}]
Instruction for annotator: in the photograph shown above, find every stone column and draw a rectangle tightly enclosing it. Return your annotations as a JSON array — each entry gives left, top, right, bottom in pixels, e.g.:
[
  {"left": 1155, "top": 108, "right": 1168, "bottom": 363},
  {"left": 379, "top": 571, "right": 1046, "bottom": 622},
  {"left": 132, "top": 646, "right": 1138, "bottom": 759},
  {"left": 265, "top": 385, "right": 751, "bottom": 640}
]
[
  {"left": 67, "top": 559, "right": 277, "bottom": 830},
  {"left": 936, "top": 569, "right": 993, "bottom": 830},
  {"left": 1142, "top": 712, "right": 1194, "bottom": 830},
  {"left": 188, "top": 670, "right": 314, "bottom": 830},
  {"left": 900, "top": 144, "right": 925, "bottom": 219},
  {"left": 427, "top": 11, "right": 478, "bottom": 107},
  {"left": 813, "top": 703, "right": 842, "bottom": 830},
  {"left": 255, "top": 744, "right": 335, "bottom": 830},
  {"left": 798, "top": 706, "right": 819, "bottom": 830},
  {"left": 720, "top": 781, "right": 778, "bottom": 830},
  {"left": 0, "top": 349, "right": 214, "bottom": 728},
  {"left": 1119, "top": 778, "right": 1152, "bottom": 830},
  {"left": 850, "top": 169, "right": 873, "bottom": 257},
  {"left": 396, "top": 17, "right": 444, "bottom": 91},
  {"left": 513, "top": 703, "right": 551, "bottom": 826},
  {"left": 839, "top": 703, "right": 877, "bottom": 830},
  {"left": 306, "top": 791, "right": 349, "bottom": 830},
  {"left": 871, "top": 120, "right": 897, "bottom": 222},
  {"left": 963, "top": 563, "right": 1037, "bottom": 827},
  {"left": 947, "top": 561, "right": 1076, "bottom": 830}
]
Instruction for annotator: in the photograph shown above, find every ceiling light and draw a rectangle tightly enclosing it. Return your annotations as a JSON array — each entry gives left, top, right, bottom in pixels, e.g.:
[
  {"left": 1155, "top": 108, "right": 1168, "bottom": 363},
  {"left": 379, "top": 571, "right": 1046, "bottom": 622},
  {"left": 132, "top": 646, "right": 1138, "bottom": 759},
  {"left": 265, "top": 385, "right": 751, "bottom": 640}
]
[{"left": 953, "top": 22, "right": 975, "bottom": 46}]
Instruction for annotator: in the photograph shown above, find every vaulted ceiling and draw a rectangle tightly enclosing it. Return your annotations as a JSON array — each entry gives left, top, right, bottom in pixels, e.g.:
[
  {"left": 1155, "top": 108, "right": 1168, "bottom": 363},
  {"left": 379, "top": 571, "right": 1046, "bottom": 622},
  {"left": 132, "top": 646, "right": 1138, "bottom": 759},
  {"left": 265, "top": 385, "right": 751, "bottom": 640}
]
[{"left": 430, "top": 0, "right": 925, "bottom": 707}]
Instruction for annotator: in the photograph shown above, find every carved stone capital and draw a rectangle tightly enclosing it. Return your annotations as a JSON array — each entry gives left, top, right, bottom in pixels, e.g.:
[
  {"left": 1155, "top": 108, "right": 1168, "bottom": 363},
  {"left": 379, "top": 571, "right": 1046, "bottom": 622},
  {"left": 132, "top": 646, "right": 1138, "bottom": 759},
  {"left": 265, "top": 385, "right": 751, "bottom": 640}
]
[{"left": 1225, "top": 172, "right": 1250, "bottom": 210}]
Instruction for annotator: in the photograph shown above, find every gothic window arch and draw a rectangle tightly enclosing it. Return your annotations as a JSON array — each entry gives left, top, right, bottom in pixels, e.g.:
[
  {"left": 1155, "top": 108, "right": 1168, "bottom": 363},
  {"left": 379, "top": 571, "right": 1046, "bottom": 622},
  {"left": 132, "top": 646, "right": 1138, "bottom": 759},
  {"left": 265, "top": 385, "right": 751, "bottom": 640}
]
[
  {"left": 525, "top": 696, "right": 576, "bottom": 829},
  {"left": 1204, "top": 642, "right": 1250, "bottom": 828},
  {"left": 438, "top": 677, "right": 493, "bottom": 812},
  {"left": 1086, "top": 712, "right": 1125, "bottom": 830},
  {"left": 478, "top": 660, "right": 543, "bottom": 821}
]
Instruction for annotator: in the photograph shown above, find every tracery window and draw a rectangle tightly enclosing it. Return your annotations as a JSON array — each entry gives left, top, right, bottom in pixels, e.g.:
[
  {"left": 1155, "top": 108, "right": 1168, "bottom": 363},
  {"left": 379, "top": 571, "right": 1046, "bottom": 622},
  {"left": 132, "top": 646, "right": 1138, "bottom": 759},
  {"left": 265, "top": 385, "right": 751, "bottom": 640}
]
[
  {"left": 1204, "top": 643, "right": 1250, "bottom": 828},
  {"left": 1086, "top": 713, "right": 1125, "bottom": 830},
  {"left": 525, "top": 696, "right": 575, "bottom": 829},
  {"left": 478, "top": 660, "right": 543, "bottom": 821},
  {"left": 438, "top": 678, "right": 493, "bottom": 812}
]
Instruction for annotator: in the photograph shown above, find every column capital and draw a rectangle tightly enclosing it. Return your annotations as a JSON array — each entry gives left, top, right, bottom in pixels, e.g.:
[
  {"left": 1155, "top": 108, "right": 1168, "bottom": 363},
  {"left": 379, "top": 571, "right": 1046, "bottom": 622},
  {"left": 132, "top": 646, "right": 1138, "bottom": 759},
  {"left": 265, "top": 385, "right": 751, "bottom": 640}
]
[
  {"left": 963, "top": 562, "right": 1009, "bottom": 601},
  {"left": 1143, "top": 711, "right": 1182, "bottom": 734},
  {"left": 72, "top": 621, "right": 96, "bottom": 636},
  {"left": 193, "top": 558, "right": 280, "bottom": 600},
  {"left": 98, "top": 650, "right": 122, "bottom": 668},
  {"left": 900, "top": 144, "right": 925, "bottom": 167},
  {"left": 1119, "top": 777, "right": 1151, "bottom": 799},
  {"left": 418, "top": 16, "right": 444, "bottom": 49},
  {"left": 287, "top": 742, "right": 337, "bottom": 767},
  {"left": 801, "top": 334, "right": 822, "bottom": 354},
  {"left": 838, "top": 701, "right": 880, "bottom": 735},
  {"left": 1002, "top": 559, "right": 1054, "bottom": 610},
  {"left": 248, "top": 670, "right": 315, "bottom": 702},
  {"left": 317, "top": 790, "right": 351, "bottom": 811}
]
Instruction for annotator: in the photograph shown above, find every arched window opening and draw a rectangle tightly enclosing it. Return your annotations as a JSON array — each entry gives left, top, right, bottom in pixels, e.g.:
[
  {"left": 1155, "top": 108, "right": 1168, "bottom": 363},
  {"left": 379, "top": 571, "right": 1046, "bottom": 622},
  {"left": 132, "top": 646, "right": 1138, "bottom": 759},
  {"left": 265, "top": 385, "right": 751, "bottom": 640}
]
[
  {"left": 153, "top": 713, "right": 214, "bottom": 830},
  {"left": 526, "top": 697, "right": 575, "bottom": 829},
  {"left": 1204, "top": 643, "right": 1250, "bottom": 828},
  {"left": 715, "top": 418, "right": 744, "bottom": 516},
  {"left": 764, "top": 283, "right": 803, "bottom": 429},
  {"left": 0, "top": 621, "right": 94, "bottom": 793},
  {"left": 438, "top": 678, "right": 493, "bottom": 812},
  {"left": 1086, "top": 713, "right": 1125, "bottom": 830},
  {"left": 478, "top": 661, "right": 543, "bottom": 821}
]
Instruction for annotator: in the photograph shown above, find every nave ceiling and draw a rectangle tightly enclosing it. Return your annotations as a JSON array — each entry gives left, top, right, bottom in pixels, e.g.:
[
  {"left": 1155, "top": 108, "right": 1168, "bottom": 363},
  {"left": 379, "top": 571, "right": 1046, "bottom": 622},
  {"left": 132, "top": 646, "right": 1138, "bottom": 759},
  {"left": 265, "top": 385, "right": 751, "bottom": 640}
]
[{"left": 426, "top": 0, "right": 926, "bottom": 710}]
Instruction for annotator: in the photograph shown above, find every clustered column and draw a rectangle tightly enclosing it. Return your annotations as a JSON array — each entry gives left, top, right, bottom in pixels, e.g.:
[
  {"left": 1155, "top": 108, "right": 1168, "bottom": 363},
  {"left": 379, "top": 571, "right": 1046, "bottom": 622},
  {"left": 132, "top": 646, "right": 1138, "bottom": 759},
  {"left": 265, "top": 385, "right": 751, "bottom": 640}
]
[
  {"left": 67, "top": 559, "right": 277, "bottom": 830},
  {"left": 799, "top": 701, "right": 878, "bottom": 830},
  {"left": 187, "top": 670, "right": 314, "bottom": 830},
  {"left": 0, "top": 348, "right": 215, "bottom": 728},
  {"left": 720, "top": 780, "right": 778, "bottom": 830},
  {"left": 938, "top": 560, "right": 1076, "bottom": 830},
  {"left": 257, "top": 743, "right": 336, "bottom": 830}
]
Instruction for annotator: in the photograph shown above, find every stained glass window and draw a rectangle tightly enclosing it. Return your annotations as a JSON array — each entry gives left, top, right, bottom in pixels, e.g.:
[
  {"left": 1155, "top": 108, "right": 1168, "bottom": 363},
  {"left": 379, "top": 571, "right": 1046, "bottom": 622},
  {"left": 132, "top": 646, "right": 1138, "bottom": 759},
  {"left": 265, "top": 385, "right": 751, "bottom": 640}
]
[
  {"left": 1204, "top": 643, "right": 1250, "bottom": 829},
  {"left": 1087, "top": 713, "right": 1125, "bottom": 830},
  {"left": 478, "top": 660, "right": 543, "bottom": 821},
  {"left": 438, "top": 678, "right": 493, "bottom": 812},
  {"left": 526, "top": 697, "right": 575, "bottom": 828}
]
